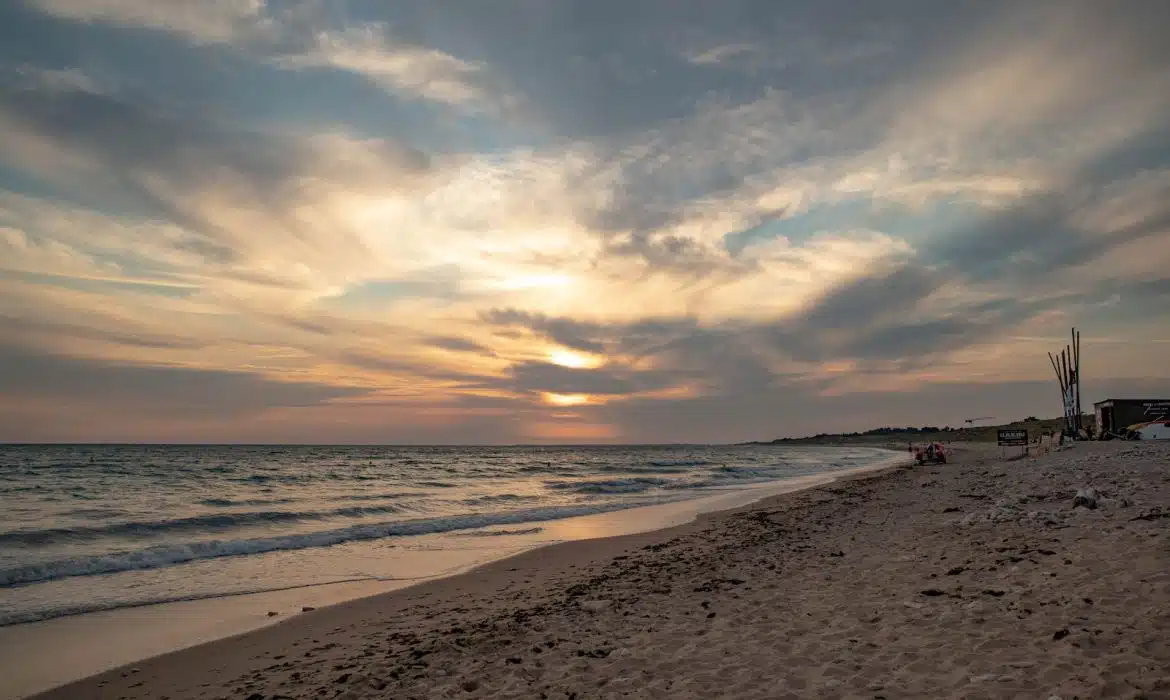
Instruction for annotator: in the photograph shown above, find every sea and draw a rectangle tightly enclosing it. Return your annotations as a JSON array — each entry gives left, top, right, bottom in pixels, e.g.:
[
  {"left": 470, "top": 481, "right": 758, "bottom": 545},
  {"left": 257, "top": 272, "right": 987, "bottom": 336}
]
[{"left": 0, "top": 444, "right": 899, "bottom": 628}]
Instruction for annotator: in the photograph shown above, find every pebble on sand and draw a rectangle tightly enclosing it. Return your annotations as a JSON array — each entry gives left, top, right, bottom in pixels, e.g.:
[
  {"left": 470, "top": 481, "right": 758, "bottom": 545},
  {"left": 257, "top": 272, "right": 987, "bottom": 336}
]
[
  {"left": 579, "top": 599, "right": 613, "bottom": 612},
  {"left": 1073, "top": 487, "right": 1100, "bottom": 509}
]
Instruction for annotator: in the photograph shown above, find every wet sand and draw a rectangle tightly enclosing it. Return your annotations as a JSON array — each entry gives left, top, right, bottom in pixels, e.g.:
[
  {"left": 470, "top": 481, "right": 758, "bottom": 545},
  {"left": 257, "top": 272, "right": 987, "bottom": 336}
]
[{"left": 21, "top": 440, "right": 1170, "bottom": 699}]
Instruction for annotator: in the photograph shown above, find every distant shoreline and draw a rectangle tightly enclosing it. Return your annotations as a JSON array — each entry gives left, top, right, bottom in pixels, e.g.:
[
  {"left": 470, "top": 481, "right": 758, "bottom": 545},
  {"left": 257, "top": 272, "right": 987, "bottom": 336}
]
[{"left": 756, "top": 414, "right": 1089, "bottom": 446}]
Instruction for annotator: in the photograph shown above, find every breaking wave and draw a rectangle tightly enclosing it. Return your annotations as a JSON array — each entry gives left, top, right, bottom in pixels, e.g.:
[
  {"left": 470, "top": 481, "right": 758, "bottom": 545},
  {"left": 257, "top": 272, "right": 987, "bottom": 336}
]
[
  {"left": 0, "top": 503, "right": 411, "bottom": 546},
  {"left": 544, "top": 477, "right": 673, "bottom": 494},
  {"left": 198, "top": 497, "right": 296, "bottom": 507},
  {"left": 0, "top": 502, "right": 655, "bottom": 587},
  {"left": 451, "top": 527, "right": 544, "bottom": 537}
]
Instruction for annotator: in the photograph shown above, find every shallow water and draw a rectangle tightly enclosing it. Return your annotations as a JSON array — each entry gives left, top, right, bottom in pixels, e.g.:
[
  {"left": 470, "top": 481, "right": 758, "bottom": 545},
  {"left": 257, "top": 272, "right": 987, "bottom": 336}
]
[{"left": 0, "top": 444, "right": 896, "bottom": 625}]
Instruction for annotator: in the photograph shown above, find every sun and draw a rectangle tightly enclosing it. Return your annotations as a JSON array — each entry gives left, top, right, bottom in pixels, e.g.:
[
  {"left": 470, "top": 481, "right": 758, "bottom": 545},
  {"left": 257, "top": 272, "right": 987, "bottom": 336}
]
[
  {"left": 547, "top": 348, "right": 604, "bottom": 369},
  {"left": 541, "top": 392, "right": 595, "bottom": 406}
]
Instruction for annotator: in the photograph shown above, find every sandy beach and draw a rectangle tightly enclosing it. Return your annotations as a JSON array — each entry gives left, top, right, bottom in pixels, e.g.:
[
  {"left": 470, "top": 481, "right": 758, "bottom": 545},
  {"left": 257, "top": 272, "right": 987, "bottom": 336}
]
[{"left": 21, "top": 440, "right": 1170, "bottom": 700}]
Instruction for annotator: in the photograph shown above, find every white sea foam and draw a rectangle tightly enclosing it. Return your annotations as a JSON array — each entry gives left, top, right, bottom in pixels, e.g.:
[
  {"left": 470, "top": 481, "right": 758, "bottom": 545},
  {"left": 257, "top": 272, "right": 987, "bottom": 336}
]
[{"left": 0, "top": 501, "right": 663, "bottom": 587}]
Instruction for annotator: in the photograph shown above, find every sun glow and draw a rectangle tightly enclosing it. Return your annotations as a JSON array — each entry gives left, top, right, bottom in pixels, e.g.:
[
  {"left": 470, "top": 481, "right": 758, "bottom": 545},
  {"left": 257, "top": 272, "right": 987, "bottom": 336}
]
[
  {"left": 541, "top": 392, "right": 597, "bottom": 406},
  {"left": 546, "top": 348, "right": 604, "bottom": 369},
  {"left": 524, "top": 422, "right": 619, "bottom": 441},
  {"left": 494, "top": 272, "right": 574, "bottom": 291}
]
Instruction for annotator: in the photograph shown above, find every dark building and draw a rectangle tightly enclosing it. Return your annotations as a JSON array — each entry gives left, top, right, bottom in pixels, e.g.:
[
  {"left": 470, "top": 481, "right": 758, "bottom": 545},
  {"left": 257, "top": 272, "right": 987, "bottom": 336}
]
[{"left": 1094, "top": 398, "right": 1170, "bottom": 435}]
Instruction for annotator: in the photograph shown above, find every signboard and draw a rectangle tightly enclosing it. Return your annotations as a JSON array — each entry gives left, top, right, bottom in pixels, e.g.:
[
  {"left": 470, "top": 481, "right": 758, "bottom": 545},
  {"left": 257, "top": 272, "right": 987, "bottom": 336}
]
[
  {"left": 1143, "top": 401, "right": 1170, "bottom": 418},
  {"left": 997, "top": 429, "right": 1028, "bottom": 446}
]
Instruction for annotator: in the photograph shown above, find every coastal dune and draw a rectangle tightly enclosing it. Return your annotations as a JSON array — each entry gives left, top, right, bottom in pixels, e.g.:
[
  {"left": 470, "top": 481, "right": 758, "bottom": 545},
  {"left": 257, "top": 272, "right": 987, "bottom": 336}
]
[{"left": 28, "top": 441, "right": 1170, "bottom": 699}]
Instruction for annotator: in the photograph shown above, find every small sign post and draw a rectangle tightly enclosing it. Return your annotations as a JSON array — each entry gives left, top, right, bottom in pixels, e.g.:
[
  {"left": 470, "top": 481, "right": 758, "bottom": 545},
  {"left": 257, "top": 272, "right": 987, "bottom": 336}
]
[{"left": 997, "top": 429, "right": 1028, "bottom": 459}]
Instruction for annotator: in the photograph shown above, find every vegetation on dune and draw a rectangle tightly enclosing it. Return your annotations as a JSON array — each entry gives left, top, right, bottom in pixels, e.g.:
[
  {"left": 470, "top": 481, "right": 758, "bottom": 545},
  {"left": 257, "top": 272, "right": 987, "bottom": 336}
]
[{"left": 765, "top": 415, "right": 1094, "bottom": 445}]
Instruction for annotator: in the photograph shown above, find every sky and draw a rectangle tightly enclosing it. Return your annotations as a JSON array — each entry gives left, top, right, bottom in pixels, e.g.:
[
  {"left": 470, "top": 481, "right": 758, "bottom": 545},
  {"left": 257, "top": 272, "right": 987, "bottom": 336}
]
[{"left": 1, "top": 0, "right": 1169, "bottom": 444}]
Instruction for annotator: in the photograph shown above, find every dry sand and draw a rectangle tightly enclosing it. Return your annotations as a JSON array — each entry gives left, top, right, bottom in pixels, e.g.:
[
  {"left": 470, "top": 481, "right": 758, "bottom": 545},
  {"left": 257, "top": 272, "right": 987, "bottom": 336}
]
[{"left": 26, "top": 440, "right": 1170, "bottom": 700}]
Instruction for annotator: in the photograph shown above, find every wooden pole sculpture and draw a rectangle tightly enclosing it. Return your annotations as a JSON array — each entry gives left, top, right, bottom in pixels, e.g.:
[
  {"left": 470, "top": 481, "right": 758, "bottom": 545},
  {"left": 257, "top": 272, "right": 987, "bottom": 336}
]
[{"left": 1048, "top": 328, "right": 1083, "bottom": 439}]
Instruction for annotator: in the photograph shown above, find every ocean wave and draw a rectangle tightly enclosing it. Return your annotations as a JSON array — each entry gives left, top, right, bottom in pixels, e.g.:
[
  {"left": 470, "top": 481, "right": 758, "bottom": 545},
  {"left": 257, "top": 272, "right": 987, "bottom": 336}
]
[
  {"left": 0, "top": 485, "right": 46, "bottom": 493},
  {"left": 0, "top": 503, "right": 409, "bottom": 546},
  {"left": 228, "top": 474, "right": 311, "bottom": 485},
  {"left": 598, "top": 464, "right": 692, "bottom": 474},
  {"left": 0, "top": 502, "right": 656, "bottom": 587},
  {"left": 199, "top": 497, "right": 296, "bottom": 507},
  {"left": 515, "top": 464, "right": 582, "bottom": 476},
  {"left": 462, "top": 493, "right": 538, "bottom": 505},
  {"left": 663, "top": 479, "right": 719, "bottom": 490},
  {"left": 648, "top": 459, "right": 713, "bottom": 468},
  {"left": 544, "top": 477, "right": 672, "bottom": 494},
  {"left": 335, "top": 492, "right": 423, "bottom": 502},
  {"left": 702, "top": 465, "right": 804, "bottom": 483},
  {"left": 60, "top": 507, "right": 127, "bottom": 519},
  {"left": 451, "top": 527, "right": 544, "bottom": 537},
  {"left": 0, "top": 576, "right": 393, "bottom": 627}
]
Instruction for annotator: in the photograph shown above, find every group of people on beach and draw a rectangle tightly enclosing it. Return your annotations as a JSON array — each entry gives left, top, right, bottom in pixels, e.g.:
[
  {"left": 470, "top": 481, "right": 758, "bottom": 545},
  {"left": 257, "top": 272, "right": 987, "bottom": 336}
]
[{"left": 908, "top": 441, "right": 947, "bottom": 465}]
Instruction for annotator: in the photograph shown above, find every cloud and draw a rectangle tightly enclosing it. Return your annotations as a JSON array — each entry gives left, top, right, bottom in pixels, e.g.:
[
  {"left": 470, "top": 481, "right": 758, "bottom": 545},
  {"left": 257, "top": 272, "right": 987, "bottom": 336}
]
[
  {"left": 0, "top": 80, "right": 436, "bottom": 293},
  {"left": 273, "top": 24, "right": 495, "bottom": 109},
  {"left": 1, "top": 314, "right": 208, "bottom": 351},
  {"left": 3, "top": 0, "right": 1170, "bottom": 442},
  {"left": 427, "top": 336, "right": 494, "bottom": 355},
  {"left": 25, "top": 0, "right": 268, "bottom": 45},
  {"left": 11, "top": 65, "right": 106, "bottom": 94},
  {"left": 331, "top": 349, "right": 495, "bottom": 386},
  {"left": 681, "top": 21, "right": 897, "bottom": 72},
  {"left": 481, "top": 310, "right": 607, "bottom": 355},
  {"left": 23, "top": 1, "right": 514, "bottom": 111},
  {"left": 0, "top": 81, "right": 433, "bottom": 196},
  {"left": 0, "top": 343, "right": 367, "bottom": 419},
  {"left": 481, "top": 247, "right": 1170, "bottom": 404},
  {"left": 790, "top": 264, "right": 942, "bottom": 334},
  {"left": 506, "top": 361, "right": 678, "bottom": 397},
  {"left": 684, "top": 43, "right": 762, "bottom": 66}
]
